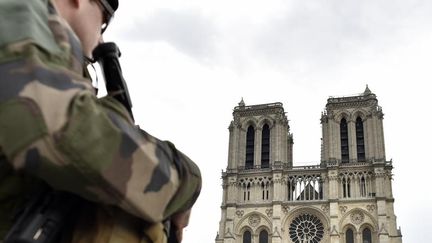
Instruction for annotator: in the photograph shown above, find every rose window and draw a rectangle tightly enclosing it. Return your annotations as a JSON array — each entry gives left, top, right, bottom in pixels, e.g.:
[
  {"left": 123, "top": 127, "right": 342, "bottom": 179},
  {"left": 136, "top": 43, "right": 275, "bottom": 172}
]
[{"left": 289, "top": 213, "right": 324, "bottom": 243}]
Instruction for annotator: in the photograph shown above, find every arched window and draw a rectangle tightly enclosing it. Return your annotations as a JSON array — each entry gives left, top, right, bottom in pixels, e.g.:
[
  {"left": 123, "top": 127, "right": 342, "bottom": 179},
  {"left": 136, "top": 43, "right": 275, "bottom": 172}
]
[
  {"left": 360, "top": 176, "right": 367, "bottom": 197},
  {"left": 346, "top": 228, "right": 354, "bottom": 243},
  {"left": 261, "top": 124, "right": 270, "bottom": 168},
  {"left": 261, "top": 182, "right": 270, "bottom": 200},
  {"left": 266, "top": 182, "right": 270, "bottom": 200},
  {"left": 245, "top": 126, "right": 255, "bottom": 169},
  {"left": 356, "top": 117, "right": 365, "bottom": 161},
  {"left": 259, "top": 230, "right": 269, "bottom": 243},
  {"left": 243, "top": 230, "right": 252, "bottom": 243},
  {"left": 342, "top": 177, "right": 351, "bottom": 198},
  {"left": 246, "top": 183, "right": 251, "bottom": 201},
  {"left": 340, "top": 118, "right": 349, "bottom": 163},
  {"left": 362, "top": 228, "right": 372, "bottom": 243},
  {"left": 287, "top": 178, "right": 293, "bottom": 201}
]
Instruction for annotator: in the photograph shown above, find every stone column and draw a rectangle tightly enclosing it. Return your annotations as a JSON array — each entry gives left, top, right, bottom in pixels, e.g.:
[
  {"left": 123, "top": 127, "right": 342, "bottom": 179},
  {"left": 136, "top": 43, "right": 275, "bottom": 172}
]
[
  {"left": 348, "top": 119, "right": 357, "bottom": 162},
  {"left": 224, "top": 207, "right": 237, "bottom": 243},
  {"left": 217, "top": 208, "right": 227, "bottom": 243},
  {"left": 356, "top": 231, "right": 361, "bottom": 243},
  {"left": 227, "top": 125, "right": 233, "bottom": 169},
  {"left": 230, "top": 126, "right": 243, "bottom": 168},
  {"left": 377, "top": 115, "right": 386, "bottom": 160},
  {"left": 365, "top": 115, "right": 374, "bottom": 160},
  {"left": 271, "top": 203, "right": 282, "bottom": 243},
  {"left": 331, "top": 119, "right": 340, "bottom": 161},
  {"left": 328, "top": 169, "right": 340, "bottom": 243},
  {"left": 227, "top": 176, "right": 237, "bottom": 204},
  {"left": 238, "top": 128, "right": 246, "bottom": 167},
  {"left": 321, "top": 115, "right": 329, "bottom": 162},
  {"left": 374, "top": 167, "right": 385, "bottom": 197},
  {"left": 329, "top": 201, "right": 341, "bottom": 243},
  {"left": 377, "top": 200, "right": 390, "bottom": 243},
  {"left": 257, "top": 127, "right": 263, "bottom": 167},
  {"left": 281, "top": 123, "right": 288, "bottom": 164},
  {"left": 372, "top": 117, "right": 380, "bottom": 160}
]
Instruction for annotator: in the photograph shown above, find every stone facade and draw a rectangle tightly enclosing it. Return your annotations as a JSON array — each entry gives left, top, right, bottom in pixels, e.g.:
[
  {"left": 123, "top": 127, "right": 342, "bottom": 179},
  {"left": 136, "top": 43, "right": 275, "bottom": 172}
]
[{"left": 215, "top": 87, "right": 402, "bottom": 243}]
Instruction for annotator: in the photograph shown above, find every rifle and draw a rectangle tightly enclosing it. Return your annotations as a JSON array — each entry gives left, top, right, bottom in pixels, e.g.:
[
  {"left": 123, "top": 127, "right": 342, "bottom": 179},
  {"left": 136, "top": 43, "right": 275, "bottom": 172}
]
[
  {"left": 3, "top": 190, "right": 81, "bottom": 243},
  {"left": 94, "top": 42, "right": 178, "bottom": 243},
  {"left": 92, "top": 42, "right": 134, "bottom": 122}
]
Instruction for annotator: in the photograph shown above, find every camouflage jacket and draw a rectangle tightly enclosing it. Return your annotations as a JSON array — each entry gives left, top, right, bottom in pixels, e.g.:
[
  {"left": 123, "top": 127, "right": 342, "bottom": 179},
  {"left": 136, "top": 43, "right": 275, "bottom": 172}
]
[{"left": 0, "top": 0, "right": 201, "bottom": 238}]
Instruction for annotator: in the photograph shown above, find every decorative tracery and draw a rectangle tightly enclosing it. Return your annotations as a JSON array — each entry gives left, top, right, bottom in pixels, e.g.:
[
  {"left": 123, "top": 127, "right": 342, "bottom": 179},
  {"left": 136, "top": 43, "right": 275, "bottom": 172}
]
[
  {"left": 287, "top": 174, "right": 323, "bottom": 201},
  {"left": 238, "top": 177, "right": 273, "bottom": 202},
  {"left": 289, "top": 213, "right": 325, "bottom": 243},
  {"left": 339, "top": 171, "right": 374, "bottom": 198}
]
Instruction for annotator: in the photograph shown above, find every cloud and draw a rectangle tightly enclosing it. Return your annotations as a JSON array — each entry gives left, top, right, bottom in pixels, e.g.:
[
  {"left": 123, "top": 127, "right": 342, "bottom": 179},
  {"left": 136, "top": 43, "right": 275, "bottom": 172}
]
[
  {"left": 250, "top": 0, "right": 432, "bottom": 69},
  {"left": 117, "top": 9, "right": 218, "bottom": 60},
  {"left": 108, "top": 0, "right": 432, "bottom": 75}
]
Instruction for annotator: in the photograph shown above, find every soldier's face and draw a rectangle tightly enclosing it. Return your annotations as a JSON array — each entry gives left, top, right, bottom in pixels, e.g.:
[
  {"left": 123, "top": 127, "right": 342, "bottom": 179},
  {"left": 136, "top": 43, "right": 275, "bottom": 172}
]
[{"left": 70, "top": 0, "right": 104, "bottom": 57}]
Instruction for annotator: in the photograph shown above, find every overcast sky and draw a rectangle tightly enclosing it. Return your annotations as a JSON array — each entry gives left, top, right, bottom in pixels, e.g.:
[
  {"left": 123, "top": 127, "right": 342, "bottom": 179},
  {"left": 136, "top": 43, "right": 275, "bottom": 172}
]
[{"left": 103, "top": 0, "right": 432, "bottom": 242}]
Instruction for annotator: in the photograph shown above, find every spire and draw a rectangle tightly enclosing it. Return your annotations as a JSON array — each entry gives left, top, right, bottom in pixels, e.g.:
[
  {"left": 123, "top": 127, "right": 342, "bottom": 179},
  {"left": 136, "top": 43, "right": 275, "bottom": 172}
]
[
  {"left": 364, "top": 85, "right": 371, "bottom": 95},
  {"left": 238, "top": 97, "right": 245, "bottom": 107}
]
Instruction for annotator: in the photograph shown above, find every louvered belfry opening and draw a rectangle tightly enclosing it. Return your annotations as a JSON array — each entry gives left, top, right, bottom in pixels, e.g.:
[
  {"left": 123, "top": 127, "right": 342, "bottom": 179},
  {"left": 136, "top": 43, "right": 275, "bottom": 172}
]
[
  {"left": 261, "top": 124, "right": 270, "bottom": 168},
  {"left": 340, "top": 118, "right": 349, "bottom": 163},
  {"left": 356, "top": 117, "right": 365, "bottom": 162},
  {"left": 245, "top": 125, "right": 255, "bottom": 169}
]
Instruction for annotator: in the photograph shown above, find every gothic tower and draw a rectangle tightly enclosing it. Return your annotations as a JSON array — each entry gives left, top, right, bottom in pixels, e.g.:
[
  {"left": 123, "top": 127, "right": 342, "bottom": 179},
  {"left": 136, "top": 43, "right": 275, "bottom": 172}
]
[{"left": 215, "top": 87, "right": 402, "bottom": 243}]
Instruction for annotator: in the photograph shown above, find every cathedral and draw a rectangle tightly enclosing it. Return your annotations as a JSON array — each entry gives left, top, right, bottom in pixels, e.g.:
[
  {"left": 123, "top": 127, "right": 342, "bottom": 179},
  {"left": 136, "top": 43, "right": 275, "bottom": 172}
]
[{"left": 215, "top": 87, "right": 402, "bottom": 243}]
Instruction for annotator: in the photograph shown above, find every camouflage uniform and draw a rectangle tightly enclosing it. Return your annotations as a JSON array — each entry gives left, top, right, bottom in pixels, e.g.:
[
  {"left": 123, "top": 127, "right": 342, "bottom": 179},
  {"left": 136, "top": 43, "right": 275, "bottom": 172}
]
[{"left": 0, "top": 0, "right": 201, "bottom": 241}]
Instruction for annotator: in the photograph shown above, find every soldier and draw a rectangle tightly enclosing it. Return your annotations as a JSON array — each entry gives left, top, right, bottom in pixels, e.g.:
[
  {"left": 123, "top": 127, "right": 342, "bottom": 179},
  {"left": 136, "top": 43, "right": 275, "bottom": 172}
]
[{"left": 0, "top": 0, "right": 201, "bottom": 242}]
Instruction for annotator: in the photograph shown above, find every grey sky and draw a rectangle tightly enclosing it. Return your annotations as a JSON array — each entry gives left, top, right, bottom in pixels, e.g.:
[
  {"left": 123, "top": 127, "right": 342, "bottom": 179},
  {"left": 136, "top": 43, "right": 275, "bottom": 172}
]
[
  {"left": 118, "top": 9, "right": 217, "bottom": 60},
  {"left": 104, "top": 0, "right": 432, "bottom": 242}
]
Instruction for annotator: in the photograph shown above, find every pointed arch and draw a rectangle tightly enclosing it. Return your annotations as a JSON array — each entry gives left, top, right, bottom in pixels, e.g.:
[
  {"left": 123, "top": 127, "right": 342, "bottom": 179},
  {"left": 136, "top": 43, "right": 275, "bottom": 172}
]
[
  {"left": 242, "top": 230, "right": 252, "bottom": 243},
  {"left": 353, "top": 109, "right": 367, "bottom": 121},
  {"left": 362, "top": 227, "right": 372, "bottom": 243},
  {"left": 340, "top": 209, "right": 378, "bottom": 233},
  {"left": 345, "top": 228, "right": 354, "bottom": 243},
  {"left": 335, "top": 111, "right": 350, "bottom": 123},
  {"left": 342, "top": 177, "right": 351, "bottom": 198},
  {"left": 257, "top": 116, "right": 274, "bottom": 128},
  {"left": 259, "top": 229, "right": 269, "bottom": 243},
  {"left": 260, "top": 181, "right": 271, "bottom": 200},
  {"left": 342, "top": 224, "right": 357, "bottom": 243},
  {"left": 246, "top": 182, "right": 251, "bottom": 201},
  {"left": 241, "top": 118, "right": 258, "bottom": 131},
  {"left": 360, "top": 175, "right": 367, "bottom": 197}
]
